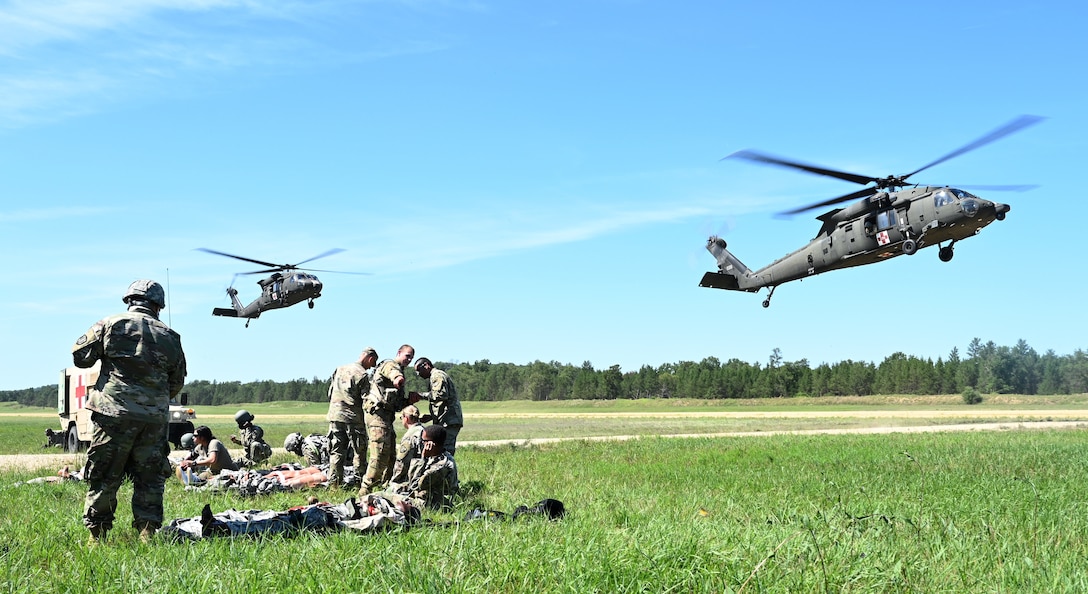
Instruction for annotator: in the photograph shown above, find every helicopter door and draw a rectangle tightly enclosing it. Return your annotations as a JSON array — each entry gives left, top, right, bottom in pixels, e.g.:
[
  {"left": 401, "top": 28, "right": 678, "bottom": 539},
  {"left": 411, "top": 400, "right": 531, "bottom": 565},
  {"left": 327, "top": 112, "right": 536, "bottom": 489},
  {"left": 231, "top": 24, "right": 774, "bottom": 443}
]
[{"left": 873, "top": 209, "right": 902, "bottom": 248}]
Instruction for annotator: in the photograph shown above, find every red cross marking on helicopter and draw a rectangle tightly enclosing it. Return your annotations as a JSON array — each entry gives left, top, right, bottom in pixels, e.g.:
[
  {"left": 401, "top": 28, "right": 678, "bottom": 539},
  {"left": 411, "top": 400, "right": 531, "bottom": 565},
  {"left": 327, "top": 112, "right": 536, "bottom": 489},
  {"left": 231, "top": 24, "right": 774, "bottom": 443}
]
[{"left": 876, "top": 231, "right": 890, "bottom": 246}]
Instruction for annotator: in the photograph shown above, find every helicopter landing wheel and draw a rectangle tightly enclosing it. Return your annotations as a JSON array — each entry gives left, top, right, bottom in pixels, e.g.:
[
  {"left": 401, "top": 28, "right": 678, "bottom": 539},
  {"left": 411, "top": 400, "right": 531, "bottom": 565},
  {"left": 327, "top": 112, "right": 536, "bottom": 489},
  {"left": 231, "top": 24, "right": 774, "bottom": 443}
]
[
  {"left": 902, "top": 239, "right": 917, "bottom": 255},
  {"left": 939, "top": 246, "right": 954, "bottom": 262},
  {"left": 762, "top": 286, "right": 777, "bottom": 308},
  {"left": 308, "top": 300, "right": 315, "bottom": 309}
]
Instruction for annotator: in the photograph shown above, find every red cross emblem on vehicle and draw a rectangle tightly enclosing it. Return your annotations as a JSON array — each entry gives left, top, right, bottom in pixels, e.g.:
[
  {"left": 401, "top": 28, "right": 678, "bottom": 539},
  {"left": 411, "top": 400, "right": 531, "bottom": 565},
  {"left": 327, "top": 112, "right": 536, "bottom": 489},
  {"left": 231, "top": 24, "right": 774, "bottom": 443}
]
[
  {"left": 876, "top": 230, "right": 890, "bottom": 246},
  {"left": 75, "top": 375, "right": 86, "bottom": 409}
]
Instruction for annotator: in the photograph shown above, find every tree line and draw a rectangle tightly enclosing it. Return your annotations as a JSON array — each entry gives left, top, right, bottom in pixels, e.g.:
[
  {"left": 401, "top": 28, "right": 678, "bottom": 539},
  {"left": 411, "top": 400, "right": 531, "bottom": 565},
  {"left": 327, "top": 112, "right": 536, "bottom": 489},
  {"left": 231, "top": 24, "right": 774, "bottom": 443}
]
[{"left": 5, "top": 338, "right": 1088, "bottom": 408}]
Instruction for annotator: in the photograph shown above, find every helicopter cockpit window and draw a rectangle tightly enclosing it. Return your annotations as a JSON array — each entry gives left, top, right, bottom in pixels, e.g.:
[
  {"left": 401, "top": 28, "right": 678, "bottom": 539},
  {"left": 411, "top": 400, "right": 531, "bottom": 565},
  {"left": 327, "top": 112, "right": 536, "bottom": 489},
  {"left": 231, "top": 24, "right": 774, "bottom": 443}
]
[
  {"left": 933, "top": 189, "right": 955, "bottom": 207},
  {"left": 950, "top": 188, "right": 976, "bottom": 200},
  {"left": 960, "top": 198, "right": 980, "bottom": 217},
  {"left": 875, "top": 210, "right": 897, "bottom": 230}
]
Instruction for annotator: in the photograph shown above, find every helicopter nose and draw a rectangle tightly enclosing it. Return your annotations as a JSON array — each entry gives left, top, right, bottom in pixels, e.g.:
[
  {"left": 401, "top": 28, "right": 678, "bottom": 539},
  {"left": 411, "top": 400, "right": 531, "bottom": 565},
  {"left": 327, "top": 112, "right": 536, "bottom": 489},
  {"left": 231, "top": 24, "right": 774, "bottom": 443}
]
[{"left": 995, "top": 202, "right": 1010, "bottom": 220}]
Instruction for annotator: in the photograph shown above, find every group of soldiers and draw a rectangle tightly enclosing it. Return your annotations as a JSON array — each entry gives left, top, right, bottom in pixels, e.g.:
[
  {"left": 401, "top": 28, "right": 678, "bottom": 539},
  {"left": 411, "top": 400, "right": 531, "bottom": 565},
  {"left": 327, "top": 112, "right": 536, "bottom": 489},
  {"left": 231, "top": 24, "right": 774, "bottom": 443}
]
[
  {"left": 319, "top": 343, "right": 461, "bottom": 509},
  {"left": 71, "top": 279, "right": 462, "bottom": 545}
]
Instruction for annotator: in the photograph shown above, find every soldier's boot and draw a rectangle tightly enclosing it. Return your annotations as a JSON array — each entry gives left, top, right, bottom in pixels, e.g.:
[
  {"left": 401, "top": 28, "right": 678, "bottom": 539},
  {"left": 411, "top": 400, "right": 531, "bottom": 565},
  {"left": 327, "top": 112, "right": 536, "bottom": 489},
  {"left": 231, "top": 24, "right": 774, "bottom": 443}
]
[
  {"left": 88, "top": 525, "right": 107, "bottom": 547},
  {"left": 136, "top": 523, "right": 156, "bottom": 543}
]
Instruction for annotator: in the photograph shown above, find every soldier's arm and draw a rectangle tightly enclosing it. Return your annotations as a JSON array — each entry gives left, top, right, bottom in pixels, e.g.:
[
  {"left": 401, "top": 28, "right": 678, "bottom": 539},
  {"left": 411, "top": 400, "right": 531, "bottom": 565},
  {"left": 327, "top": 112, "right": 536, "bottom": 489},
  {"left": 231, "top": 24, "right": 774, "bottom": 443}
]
[
  {"left": 422, "top": 375, "right": 452, "bottom": 403},
  {"left": 72, "top": 321, "right": 105, "bottom": 368}
]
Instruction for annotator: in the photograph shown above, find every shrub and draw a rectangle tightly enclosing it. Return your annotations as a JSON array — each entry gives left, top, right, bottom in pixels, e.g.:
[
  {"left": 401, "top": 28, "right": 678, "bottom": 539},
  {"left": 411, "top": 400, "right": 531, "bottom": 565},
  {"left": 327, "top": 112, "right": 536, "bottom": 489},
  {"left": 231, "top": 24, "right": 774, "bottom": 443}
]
[{"left": 962, "top": 386, "right": 983, "bottom": 404}]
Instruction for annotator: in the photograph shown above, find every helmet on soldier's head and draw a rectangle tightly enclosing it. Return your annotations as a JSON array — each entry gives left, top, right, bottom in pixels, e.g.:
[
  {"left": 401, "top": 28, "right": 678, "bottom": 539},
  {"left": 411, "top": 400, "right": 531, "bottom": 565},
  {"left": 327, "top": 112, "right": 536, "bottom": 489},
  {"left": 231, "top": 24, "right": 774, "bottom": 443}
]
[
  {"left": 234, "top": 410, "right": 254, "bottom": 427},
  {"left": 180, "top": 432, "right": 195, "bottom": 450},
  {"left": 123, "top": 279, "right": 166, "bottom": 309},
  {"left": 284, "top": 432, "right": 302, "bottom": 454}
]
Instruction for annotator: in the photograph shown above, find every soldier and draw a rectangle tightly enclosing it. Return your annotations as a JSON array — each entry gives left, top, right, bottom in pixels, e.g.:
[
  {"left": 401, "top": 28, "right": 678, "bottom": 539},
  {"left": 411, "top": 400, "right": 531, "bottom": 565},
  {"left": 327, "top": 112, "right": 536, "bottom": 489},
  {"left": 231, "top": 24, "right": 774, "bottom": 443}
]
[
  {"left": 359, "top": 344, "right": 421, "bottom": 495},
  {"left": 72, "top": 279, "right": 186, "bottom": 544},
  {"left": 326, "top": 347, "right": 378, "bottom": 488},
  {"left": 284, "top": 432, "right": 331, "bottom": 466},
  {"left": 179, "top": 425, "right": 238, "bottom": 477},
  {"left": 393, "top": 424, "right": 459, "bottom": 510},
  {"left": 412, "top": 357, "right": 464, "bottom": 455},
  {"left": 230, "top": 409, "right": 272, "bottom": 468},
  {"left": 389, "top": 404, "right": 424, "bottom": 487}
]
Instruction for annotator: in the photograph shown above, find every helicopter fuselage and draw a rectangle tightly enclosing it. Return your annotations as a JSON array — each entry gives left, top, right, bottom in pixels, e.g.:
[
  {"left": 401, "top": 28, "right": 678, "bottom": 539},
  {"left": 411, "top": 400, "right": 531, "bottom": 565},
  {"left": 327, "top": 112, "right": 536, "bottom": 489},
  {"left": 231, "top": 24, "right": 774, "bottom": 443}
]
[
  {"left": 212, "top": 271, "right": 324, "bottom": 319},
  {"left": 700, "top": 186, "right": 1009, "bottom": 306}
]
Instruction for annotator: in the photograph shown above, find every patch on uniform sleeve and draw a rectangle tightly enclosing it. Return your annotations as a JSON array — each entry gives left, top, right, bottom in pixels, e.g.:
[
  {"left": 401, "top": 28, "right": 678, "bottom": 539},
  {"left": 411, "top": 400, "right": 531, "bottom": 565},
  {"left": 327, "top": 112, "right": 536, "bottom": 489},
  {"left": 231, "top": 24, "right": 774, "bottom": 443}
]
[{"left": 76, "top": 334, "right": 89, "bottom": 346}]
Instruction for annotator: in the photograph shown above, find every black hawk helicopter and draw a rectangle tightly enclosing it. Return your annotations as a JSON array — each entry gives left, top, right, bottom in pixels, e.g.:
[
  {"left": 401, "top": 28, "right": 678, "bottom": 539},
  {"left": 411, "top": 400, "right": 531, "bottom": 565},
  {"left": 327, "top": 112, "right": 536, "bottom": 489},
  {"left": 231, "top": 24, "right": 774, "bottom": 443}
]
[
  {"left": 198, "top": 248, "right": 368, "bottom": 326},
  {"left": 700, "top": 115, "right": 1043, "bottom": 307}
]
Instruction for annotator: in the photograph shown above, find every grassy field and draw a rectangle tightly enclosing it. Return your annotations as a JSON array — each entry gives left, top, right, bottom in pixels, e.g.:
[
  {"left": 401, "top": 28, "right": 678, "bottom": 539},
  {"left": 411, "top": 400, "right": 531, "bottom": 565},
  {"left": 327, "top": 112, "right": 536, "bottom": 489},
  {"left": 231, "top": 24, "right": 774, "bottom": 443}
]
[{"left": 4, "top": 397, "right": 1088, "bottom": 592}]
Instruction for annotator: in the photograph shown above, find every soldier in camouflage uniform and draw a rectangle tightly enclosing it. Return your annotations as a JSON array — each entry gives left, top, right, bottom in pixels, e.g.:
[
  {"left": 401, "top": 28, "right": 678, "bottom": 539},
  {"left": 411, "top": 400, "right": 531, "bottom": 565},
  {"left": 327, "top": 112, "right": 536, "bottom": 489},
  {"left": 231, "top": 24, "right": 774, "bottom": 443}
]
[
  {"left": 72, "top": 279, "right": 186, "bottom": 544},
  {"left": 412, "top": 357, "right": 464, "bottom": 455},
  {"left": 230, "top": 409, "right": 272, "bottom": 467},
  {"left": 389, "top": 404, "right": 424, "bottom": 487},
  {"left": 326, "top": 347, "right": 378, "bottom": 488},
  {"left": 284, "top": 432, "right": 331, "bottom": 466},
  {"left": 359, "top": 344, "right": 421, "bottom": 495},
  {"left": 393, "top": 424, "right": 459, "bottom": 510}
]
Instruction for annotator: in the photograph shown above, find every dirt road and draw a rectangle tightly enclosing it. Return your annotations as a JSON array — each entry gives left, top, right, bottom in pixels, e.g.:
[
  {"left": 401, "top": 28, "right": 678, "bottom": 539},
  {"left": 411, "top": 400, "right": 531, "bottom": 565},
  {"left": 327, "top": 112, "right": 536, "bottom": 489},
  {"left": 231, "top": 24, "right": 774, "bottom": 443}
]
[{"left": 5, "top": 417, "right": 1085, "bottom": 473}]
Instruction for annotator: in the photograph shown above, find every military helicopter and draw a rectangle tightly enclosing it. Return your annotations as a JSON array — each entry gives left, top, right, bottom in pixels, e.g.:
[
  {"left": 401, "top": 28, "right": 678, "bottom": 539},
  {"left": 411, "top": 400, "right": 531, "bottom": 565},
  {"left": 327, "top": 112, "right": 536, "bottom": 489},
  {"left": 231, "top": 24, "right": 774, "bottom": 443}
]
[
  {"left": 700, "top": 115, "right": 1043, "bottom": 307},
  {"left": 198, "top": 248, "right": 369, "bottom": 326}
]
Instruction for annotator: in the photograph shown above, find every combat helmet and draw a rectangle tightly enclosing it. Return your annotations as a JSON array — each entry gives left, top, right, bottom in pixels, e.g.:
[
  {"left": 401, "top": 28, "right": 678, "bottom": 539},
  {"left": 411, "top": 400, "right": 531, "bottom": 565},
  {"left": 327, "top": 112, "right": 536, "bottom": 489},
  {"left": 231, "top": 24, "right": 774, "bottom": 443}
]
[
  {"left": 180, "top": 432, "right": 195, "bottom": 450},
  {"left": 123, "top": 279, "right": 166, "bottom": 309},
  {"left": 234, "top": 409, "right": 254, "bottom": 427},
  {"left": 283, "top": 432, "right": 302, "bottom": 455}
]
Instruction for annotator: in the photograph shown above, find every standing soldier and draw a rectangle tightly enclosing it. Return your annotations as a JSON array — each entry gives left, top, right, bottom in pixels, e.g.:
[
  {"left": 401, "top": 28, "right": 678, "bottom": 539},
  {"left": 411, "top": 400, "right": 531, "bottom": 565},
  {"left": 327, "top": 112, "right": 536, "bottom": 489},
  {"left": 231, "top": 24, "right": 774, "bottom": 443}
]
[
  {"left": 326, "top": 347, "right": 378, "bottom": 488},
  {"left": 72, "top": 279, "right": 186, "bottom": 544},
  {"left": 359, "top": 344, "right": 420, "bottom": 495},
  {"left": 230, "top": 409, "right": 272, "bottom": 467},
  {"left": 412, "top": 357, "right": 464, "bottom": 455}
]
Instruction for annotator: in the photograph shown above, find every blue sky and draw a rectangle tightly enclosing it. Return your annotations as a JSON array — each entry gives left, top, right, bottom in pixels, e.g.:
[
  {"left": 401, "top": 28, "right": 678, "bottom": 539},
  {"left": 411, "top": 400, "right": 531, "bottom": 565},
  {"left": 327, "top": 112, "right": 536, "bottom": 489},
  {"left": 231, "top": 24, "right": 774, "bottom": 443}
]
[{"left": 1, "top": 1, "right": 1083, "bottom": 390}]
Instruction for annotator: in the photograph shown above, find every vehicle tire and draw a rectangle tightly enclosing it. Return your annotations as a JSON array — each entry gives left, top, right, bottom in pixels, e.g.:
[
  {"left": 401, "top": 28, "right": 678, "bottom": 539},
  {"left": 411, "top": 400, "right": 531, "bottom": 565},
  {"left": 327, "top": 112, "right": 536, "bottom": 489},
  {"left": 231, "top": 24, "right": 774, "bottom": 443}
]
[
  {"left": 939, "top": 247, "right": 954, "bottom": 262},
  {"left": 902, "top": 239, "right": 917, "bottom": 255},
  {"left": 65, "top": 426, "right": 81, "bottom": 453}
]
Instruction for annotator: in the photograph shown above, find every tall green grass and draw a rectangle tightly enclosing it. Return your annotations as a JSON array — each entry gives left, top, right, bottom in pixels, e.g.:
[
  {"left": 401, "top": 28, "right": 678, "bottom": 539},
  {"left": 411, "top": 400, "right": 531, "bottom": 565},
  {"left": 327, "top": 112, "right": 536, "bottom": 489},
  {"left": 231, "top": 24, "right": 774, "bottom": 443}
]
[{"left": 2, "top": 429, "right": 1088, "bottom": 592}]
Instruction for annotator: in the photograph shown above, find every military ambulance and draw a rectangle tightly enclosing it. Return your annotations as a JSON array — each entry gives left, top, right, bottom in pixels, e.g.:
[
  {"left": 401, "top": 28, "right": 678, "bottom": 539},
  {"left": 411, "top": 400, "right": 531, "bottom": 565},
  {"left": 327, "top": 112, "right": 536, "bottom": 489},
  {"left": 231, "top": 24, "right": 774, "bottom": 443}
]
[{"left": 47, "top": 362, "right": 196, "bottom": 452}]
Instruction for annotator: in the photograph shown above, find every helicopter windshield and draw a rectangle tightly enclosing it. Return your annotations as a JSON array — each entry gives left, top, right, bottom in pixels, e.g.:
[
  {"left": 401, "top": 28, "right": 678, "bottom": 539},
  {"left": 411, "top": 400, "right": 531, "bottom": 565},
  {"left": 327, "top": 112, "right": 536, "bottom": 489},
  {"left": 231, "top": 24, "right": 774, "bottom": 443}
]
[{"left": 933, "top": 189, "right": 955, "bottom": 207}]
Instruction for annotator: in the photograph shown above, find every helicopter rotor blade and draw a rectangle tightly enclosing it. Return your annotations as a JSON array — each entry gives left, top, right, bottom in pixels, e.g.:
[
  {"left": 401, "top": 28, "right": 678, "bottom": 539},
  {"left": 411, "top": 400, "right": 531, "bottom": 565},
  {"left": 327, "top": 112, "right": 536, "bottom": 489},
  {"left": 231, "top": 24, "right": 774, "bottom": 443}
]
[
  {"left": 727, "top": 150, "right": 878, "bottom": 186},
  {"left": 295, "top": 248, "right": 347, "bottom": 267},
  {"left": 777, "top": 186, "right": 879, "bottom": 217},
  {"left": 902, "top": 115, "right": 1044, "bottom": 181},
  {"left": 297, "top": 268, "right": 373, "bottom": 276},
  {"left": 945, "top": 183, "right": 1040, "bottom": 192},
  {"left": 237, "top": 268, "right": 287, "bottom": 276},
  {"left": 196, "top": 248, "right": 283, "bottom": 269}
]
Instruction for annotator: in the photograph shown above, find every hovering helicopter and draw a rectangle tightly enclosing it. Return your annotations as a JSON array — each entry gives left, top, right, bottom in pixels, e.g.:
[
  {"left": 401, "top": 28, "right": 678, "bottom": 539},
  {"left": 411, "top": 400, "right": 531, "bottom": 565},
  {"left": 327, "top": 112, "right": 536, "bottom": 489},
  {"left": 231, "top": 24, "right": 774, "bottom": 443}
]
[
  {"left": 198, "top": 248, "right": 369, "bottom": 326},
  {"left": 700, "top": 115, "right": 1043, "bottom": 307}
]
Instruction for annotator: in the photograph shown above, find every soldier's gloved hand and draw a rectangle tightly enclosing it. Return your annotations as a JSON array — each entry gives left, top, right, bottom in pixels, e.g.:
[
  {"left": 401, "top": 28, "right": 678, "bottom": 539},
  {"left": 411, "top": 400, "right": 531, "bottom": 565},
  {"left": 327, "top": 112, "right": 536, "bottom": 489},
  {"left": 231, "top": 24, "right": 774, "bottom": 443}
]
[
  {"left": 230, "top": 434, "right": 241, "bottom": 444},
  {"left": 408, "top": 391, "right": 422, "bottom": 404},
  {"left": 420, "top": 414, "right": 435, "bottom": 424}
]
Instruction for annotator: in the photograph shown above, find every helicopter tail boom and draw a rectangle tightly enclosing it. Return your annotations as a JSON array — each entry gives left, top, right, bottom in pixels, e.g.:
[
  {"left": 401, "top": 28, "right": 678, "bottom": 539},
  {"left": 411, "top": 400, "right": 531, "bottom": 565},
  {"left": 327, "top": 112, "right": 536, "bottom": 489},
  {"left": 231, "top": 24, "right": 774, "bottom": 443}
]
[{"left": 699, "top": 236, "right": 759, "bottom": 292}]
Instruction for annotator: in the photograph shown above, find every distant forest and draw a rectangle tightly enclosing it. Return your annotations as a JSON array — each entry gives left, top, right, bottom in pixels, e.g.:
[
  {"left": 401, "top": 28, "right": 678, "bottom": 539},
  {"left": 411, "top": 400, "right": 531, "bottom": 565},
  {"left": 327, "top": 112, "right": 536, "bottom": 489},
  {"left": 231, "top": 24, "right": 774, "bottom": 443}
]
[{"left": 5, "top": 338, "right": 1088, "bottom": 409}]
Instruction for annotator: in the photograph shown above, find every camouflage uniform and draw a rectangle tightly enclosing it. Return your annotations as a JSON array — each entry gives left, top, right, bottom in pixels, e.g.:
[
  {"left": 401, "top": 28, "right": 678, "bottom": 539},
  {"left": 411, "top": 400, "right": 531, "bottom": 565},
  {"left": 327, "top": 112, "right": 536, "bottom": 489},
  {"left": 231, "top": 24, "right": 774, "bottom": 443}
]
[
  {"left": 301, "top": 434, "right": 330, "bottom": 466},
  {"left": 396, "top": 451, "right": 459, "bottom": 510},
  {"left": 235, "top": 423, "right": 272, "bottom": 468},
  {"left": 389, "top": 422, "right": 424, "bottom": 487},
  {"left": 419, "top": 368, "right": 464, "bottom": 455},
  {"left": 360, "top": 359, "right": 411, "bottom": 493},
  {"left": 326, "top": 362, "right": 370, "bottom": 487},
  {"left": 73, "top": 302, "right": 186, "bottom": 533}
]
